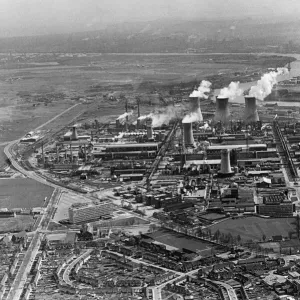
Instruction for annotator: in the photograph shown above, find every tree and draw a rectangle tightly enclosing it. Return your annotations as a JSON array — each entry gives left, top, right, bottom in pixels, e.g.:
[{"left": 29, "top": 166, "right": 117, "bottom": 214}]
[
  {"left": 207, "top": 228, "right": 212, "bottom": 239},
  {"left": 262, "top": 234, "right": 266, "bottom": 242},
  {"left": 213, "top": 230, "right": 221, "bottom": 242},
  {"left": 237, "top": 234, "right": 241, "bottom": 244},
  {"left": 149, "top": 224, "right": 157, "bottom": 233}
]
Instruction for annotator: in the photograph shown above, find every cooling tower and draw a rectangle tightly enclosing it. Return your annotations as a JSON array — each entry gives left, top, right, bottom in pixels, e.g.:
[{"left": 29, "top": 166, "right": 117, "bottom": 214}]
[
  {"left": 183, "top": 122, "right": 195, "bottom": 146},
  {"left": 214, "top": 97, "right": 230, "bottom": 124},
  {"left": 189, "top": 96, "right": 203, "bottom": 122},
  {"left": 220, "top": 149, "right": 233, "bottom": 175},
  {"left": 71, "top": 126, "right": 78, "bottom": 141},
  {"left": 244, "top": 96, "right": 259, "bottom": 124},
  {"left": 146, "top": 119, "right": 153, "bottom": 140}
]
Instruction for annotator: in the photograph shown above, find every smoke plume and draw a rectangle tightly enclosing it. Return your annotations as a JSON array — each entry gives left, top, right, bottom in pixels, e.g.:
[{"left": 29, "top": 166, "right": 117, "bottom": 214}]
[
  {"left": 138, "top": 106, "right": 185, "bottom": 127},
  {"left": 117, "top": 110, "right": 133, "bottom": 120},
  {"left": 182, "top": 111, "right": 201, "bottom": 123},
  {"left": 218, "top": 81, "right": 243, "bottom": 100},
  {"left": 248, "top": 68, "right": 289, "bottom": 100},
  {"left": 189, "top": 80, "right": 212, "bottom": 99}
]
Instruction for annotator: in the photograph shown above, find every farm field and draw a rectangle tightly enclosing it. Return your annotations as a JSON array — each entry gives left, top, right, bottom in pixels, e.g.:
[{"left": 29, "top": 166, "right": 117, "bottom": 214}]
[
  {"left": 148, "top": 228, "right": 213, "bottom": 255},
  {"left": 0, "top": 178, "right": 54, "bottom": 209},
  {"left": 210, "top": 217, "right": 296, "bottom": 242}
]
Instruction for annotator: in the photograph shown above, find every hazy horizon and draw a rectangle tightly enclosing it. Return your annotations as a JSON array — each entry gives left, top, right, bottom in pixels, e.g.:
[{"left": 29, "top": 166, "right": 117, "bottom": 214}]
[{"left": 0, "top": 0, "right": 300, "bottom": 37}]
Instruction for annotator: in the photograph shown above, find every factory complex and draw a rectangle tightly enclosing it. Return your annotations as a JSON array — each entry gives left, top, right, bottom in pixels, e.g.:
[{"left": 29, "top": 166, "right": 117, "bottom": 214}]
[{"left": 6, "top": 67, "right": 300, "bottom": 300}]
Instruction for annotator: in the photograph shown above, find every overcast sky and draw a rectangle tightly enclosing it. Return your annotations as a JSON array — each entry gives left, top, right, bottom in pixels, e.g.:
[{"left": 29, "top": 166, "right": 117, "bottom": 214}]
[{"left": 0, "top": 0, "right": 299, "bottom": 37}]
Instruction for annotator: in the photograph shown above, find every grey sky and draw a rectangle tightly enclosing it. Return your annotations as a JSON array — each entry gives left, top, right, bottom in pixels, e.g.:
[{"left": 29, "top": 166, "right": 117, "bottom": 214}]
[{"left": 0, "top": 0, "right": 299, "bottom": 37}]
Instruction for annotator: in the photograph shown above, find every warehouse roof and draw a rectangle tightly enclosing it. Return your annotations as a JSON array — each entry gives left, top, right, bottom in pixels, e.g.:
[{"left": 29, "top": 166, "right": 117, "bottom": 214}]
[{"left": 208, "top": 144, "right": 266, "bottom": 150}]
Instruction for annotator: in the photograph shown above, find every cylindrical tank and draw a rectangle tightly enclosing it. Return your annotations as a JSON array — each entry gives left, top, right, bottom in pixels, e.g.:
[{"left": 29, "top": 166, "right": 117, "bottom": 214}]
[
  {"left": 214, "top": 97, "right": 230, "bottom": 124},
  {"left": 220, "top": 149, "right": 232, "bottom": 174},
  {"left": 244, "top": 96, "right": 259, "bottom": 124},
  {"left": 183, "top": 122, "right": 194, "bottom": 146}
]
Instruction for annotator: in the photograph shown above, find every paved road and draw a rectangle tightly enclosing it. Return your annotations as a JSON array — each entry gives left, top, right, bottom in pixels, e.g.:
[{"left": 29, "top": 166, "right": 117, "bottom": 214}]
[
  {"left": 3, "top": 104, "right": 83, "bottom": 300},
  {"left": 214, "top": 280, "right": 238, "bottom": 300},
  {"left": 6, "top": 233, "right": 42, "bottom": 300},
  {"left": 62, "top": 249, "right": 93, "bottom": 285}
]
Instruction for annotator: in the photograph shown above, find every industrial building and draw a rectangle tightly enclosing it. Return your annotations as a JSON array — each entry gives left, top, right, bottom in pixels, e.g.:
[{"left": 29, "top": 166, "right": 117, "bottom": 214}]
[{"left": 68, "top": 202, "right": 113, "bottom": 224}]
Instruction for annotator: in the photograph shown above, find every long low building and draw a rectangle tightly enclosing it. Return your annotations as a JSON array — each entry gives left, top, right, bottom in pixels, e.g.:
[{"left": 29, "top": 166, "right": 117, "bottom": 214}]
[
  {"left": 93, "top": 142, "right": 159, "bottom": 153},
  {"left": 69, "top": 202, "right": 113, "bottom": 224},
  {"left": 207, "top": 144, "right": 267, "bottom": 152}
]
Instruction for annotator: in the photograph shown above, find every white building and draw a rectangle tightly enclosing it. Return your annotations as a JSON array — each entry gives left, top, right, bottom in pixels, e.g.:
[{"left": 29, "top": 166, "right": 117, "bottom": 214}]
[{"left": 68, "top": 202, "right": 113, "bottom": 224}]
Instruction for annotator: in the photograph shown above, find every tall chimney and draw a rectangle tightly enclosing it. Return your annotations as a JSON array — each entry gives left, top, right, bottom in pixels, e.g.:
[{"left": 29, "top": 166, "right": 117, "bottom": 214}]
[
  {"left": 71, "top": 126, "right": 78, "bottom": 140},
  {"left": 189, "top": 96, "right": 203, "bottom": 122},
  {"left": 244, "top": 96, "right": 259, "bottom": 124},
  {"left": 137, "top": 97, "right": 141, "bottom": 129},
  {"left": 125, "top": 98, "right": 129, "bottom": 122},
  {"left": 220, "top": 149, "right": 232, "bottom": 174},
  {"left": 183, "top": 122, "right": 195, "bottom": 146},
  {"left": 146, "top": 119, "right": 153, "bottom": 140},
  {"left": 214, "top": 97, "right": 230, "bottom": 124}
]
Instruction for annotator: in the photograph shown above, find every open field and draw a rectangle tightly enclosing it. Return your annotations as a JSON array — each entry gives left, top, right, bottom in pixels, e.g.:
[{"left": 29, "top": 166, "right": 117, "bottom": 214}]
[
  {"left": 210, "top": 217, "right": 296, "bottom": 242},
  {"left": 148, "top": 228, "right": 213, "bottom": 255},
  {"left": 0, "top": 53, "right": 290, "bottom": 142},
  {"left": 0, "top": 178, "right": 54, "bottom": 209},
  {"left": 0, "top": 215, "right": 35, "bottom": 233}
]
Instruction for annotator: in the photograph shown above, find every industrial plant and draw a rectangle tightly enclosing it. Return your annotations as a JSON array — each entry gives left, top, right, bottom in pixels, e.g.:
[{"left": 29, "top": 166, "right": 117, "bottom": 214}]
[{"left": 4, "top": 63, "right": 300, "bottom": 300}]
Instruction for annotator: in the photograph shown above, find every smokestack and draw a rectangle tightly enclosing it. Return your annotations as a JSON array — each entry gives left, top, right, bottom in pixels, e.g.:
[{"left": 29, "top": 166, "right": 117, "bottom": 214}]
[
  {"left": 220, "top": 149, "right": 233, "bottom": 175},
  {"left": 137, "top": 97, "right": 141, "bottom": 129},
  {"left": 125, "top": 98, "right": 128, "bottom": 122},
  {"left": 214, "top": 97, "right": 230, "bottom": 124},
  {"left": 183, "top": 122, "right": 195, "bottom": 146},
  {"left": 71, "top": 126, "right": 78, "bottom": 140},
  {"left": 146, "top": 119, "right": 153, "bottom": 140},
  {"left": 189, "top": 96, "right": 203, "bottom": 122},
  {"left": 244, "top": 96, "right": 259, "bottom": 124}
]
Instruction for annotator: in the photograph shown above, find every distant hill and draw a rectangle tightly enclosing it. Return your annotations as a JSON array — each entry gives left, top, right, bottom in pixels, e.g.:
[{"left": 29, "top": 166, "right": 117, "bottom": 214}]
[{"left": 0, "top": 19, "right": 299, "bottom": 53}]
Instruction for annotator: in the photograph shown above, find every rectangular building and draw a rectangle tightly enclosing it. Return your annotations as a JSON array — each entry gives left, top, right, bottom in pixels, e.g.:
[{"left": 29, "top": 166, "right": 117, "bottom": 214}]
[{"left": 69, "top": 202, "right": 113, "bottom": 224}]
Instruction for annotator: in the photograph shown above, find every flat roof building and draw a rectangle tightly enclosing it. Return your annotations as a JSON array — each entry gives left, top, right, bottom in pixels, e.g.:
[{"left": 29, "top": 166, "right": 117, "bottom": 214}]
[{"left": 69, "top": 202, "right": 113, "bottom": 224}]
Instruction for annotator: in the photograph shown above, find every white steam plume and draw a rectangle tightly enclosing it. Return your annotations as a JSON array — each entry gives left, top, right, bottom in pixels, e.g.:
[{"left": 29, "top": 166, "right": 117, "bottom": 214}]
[
  {"left": 248, "top": 67, "right": 289, "bottom": 100},
  {"left": 117, "top": 110, "right": 133, "bottom": 120},
  {"left": 218, "top": 81, "right": 243, "bottom": 100},
  {"left": 138, "top": 106, "right": 185, "bottom": 127},
  {"left": 189, "top": 80, "right": 212, "bottom": 99},
  {"left": 182, "top": 111, "right": 201, "bottom": 123}
]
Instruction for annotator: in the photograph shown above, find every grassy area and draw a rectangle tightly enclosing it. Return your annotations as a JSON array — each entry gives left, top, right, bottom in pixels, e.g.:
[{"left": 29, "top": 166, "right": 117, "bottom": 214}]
[
  {"left": 0, "top": 54, "right": 289, "bottom": 145},
  {"left": 0, "top": 178, "right": 54, "bottom": 209},
  {"left": 210, "top": 217, "right": 296, "bottom": 242},
  {"left": 0, "top": 215, "right": 35, "bottom": 233}
]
